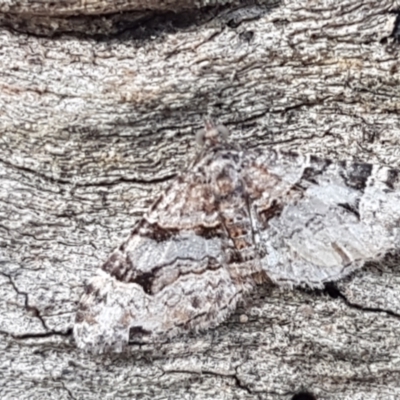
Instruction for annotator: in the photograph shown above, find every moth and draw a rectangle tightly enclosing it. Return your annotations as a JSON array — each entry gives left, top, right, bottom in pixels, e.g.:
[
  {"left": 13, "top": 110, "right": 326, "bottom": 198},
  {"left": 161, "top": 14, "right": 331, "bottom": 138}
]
[{"left": 74, "top": 121, "right": 400, "bottom": 353}]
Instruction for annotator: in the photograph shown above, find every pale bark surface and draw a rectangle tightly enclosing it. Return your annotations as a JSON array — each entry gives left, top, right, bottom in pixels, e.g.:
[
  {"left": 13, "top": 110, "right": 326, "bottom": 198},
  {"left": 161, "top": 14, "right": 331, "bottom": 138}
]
[{"left": 1, "top": 0, "right": 400, "bottom": 399}]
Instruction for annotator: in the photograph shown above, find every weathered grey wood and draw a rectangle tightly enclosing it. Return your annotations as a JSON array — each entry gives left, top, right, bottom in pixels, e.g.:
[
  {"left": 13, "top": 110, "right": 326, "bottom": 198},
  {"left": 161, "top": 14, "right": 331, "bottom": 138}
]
[
  {"left": 0, "top": 0, "right": 239, "bottom": 15},
  {"left": 0, "top": 0, "right": 400, "bottom": 399}
]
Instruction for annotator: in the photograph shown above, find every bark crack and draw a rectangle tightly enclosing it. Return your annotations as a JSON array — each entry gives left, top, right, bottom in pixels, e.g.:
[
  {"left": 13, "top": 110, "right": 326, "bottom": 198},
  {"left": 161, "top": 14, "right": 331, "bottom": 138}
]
[
  {"left": 0, "top": 271, "right": 72, "bottom": 339},
  {"left": 161, "top": 367, "right": 252, "bottom": 394},
  {"left": 59, "top": 381, "right": 77, "bottom": 400},
  {"left": 323, "top": 282, "right": 400, "bottom": 319}
]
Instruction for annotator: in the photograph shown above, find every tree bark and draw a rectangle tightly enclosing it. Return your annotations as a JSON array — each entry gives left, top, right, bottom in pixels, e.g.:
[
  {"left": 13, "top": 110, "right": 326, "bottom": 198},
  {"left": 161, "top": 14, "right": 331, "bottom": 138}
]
[{"left": 1, "top": 0, "right": 400, "bottom": 399}]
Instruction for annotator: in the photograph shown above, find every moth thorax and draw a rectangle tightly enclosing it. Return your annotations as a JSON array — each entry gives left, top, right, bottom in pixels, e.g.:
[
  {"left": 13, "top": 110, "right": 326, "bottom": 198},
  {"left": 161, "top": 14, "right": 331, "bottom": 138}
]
[{"left": 196, "top": 120, "right": 230, "bottom": 147}]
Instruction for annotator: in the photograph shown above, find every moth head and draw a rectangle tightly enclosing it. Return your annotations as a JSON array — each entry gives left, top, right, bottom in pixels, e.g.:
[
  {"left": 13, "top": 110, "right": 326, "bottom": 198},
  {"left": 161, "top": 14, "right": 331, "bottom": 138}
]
[{"left": 196, "top": 120, "right": 230, "bottom": 147}]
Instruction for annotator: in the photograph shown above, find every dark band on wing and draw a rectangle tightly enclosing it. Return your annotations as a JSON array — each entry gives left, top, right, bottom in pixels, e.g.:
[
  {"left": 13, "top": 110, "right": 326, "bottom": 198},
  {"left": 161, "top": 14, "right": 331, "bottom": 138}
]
[
  {"left": 384, "top": 168, "right": 400, "bottom": 190},
  {"left": 340, "top": 162, "right": 372, "bottom": 191}
]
